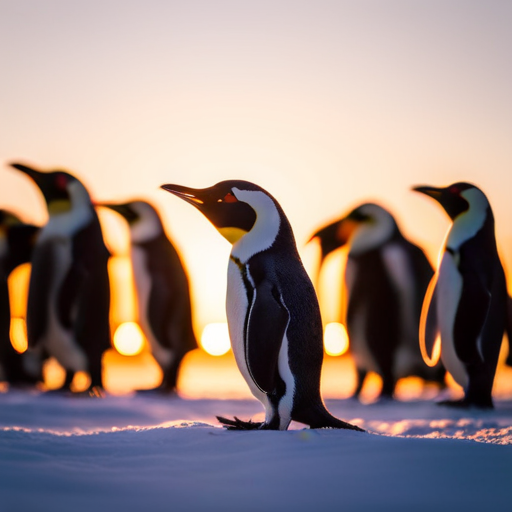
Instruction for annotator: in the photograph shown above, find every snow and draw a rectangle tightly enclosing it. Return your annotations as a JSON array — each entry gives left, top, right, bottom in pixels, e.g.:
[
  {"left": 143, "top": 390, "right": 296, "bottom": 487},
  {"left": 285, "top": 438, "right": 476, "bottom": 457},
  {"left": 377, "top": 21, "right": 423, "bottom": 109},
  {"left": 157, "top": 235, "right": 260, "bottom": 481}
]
[{"left": 1, "top": 354, "right": 512, "bottom": 512}]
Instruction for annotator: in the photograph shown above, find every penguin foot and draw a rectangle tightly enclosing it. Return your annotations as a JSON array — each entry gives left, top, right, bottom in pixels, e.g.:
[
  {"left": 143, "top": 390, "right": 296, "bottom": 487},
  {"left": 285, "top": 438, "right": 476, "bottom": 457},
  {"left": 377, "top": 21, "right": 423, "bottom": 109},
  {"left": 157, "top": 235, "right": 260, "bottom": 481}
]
[
  {"left": 216, "top": 416, "right": 264, "bottom": 430},
  {"left": 70, "top": 386, "right": 106, "bottom": 398}
]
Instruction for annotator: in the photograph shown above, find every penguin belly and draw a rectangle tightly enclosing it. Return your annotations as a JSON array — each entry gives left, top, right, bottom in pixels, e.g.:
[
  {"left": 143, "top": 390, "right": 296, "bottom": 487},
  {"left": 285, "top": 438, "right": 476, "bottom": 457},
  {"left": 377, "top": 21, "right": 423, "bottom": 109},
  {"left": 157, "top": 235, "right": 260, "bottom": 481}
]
[
  {"left": 42, "top": 239, "right": 87, "bottom": 372},
  {"left": 226, "top": 260, "right": 270, "bottom": 410},
  {"left": 131, "top": 247, "right": 173, "bottom": 368},
  {"left": 437, "top": 253, "right": 468, "bottom": 388}
]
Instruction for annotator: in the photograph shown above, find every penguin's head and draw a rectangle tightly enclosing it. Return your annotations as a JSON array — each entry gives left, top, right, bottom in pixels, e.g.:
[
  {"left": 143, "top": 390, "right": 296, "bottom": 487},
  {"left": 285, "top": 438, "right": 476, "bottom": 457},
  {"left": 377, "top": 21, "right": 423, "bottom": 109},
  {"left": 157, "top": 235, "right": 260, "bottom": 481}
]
[
  {"left": 10, "top": 162, "right": 85, "bottom": 213},
  {"left": 100, "top": 200, "right": 163, "bottom": 243},
  {"left": 161, "top": 180, "right": 260, "bottom": 244},
  {"left": 311, "top": 203, "right": 397, "bottom": 260},
  {"left": 412, "top": 182, "right": 487, "bottom": 220}
]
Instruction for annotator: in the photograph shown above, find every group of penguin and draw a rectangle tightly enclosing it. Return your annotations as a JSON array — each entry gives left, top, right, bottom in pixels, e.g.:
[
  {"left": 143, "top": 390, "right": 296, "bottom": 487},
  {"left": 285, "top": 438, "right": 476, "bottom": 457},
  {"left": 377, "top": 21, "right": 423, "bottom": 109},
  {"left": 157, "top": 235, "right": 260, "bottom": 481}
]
[
  {"left": 0, "top": 163, "right": 196, "bottom": 395},
  {"left": 1, "top": 161, "right": 511, "bottom": 431},
  {"left": 162, "top": 178, "right": 512, "bottom": 431}
]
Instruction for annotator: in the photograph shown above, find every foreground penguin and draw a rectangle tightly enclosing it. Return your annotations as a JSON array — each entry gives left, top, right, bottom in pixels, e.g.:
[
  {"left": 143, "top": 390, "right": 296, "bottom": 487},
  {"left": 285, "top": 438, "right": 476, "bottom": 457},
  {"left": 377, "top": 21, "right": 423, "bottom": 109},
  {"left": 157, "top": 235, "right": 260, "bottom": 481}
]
[
  {"left": 162, "top": 180, "right": 363, "bottom": 431},
  {"left": 101, "top": 200, "right": 197, "bottom": 393},
  {"left": 413, "top": 182, "right": 507, "bottom": 408},
  {"left": 10, "top": 163, "right": 111, "bottom": 393},
  {"left": 311, "top": 203, "right": 445, "bottom": 399},
  {"left": 0, "top": 210, "right": 40, "bottom": 386}
]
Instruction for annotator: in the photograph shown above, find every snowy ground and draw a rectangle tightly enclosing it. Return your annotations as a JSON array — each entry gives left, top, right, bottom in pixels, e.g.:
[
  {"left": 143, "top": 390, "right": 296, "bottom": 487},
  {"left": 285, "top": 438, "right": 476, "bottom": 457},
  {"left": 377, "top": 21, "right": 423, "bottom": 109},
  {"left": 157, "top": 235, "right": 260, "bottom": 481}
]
[{"left": 1, "top": 354, "right": 512, "bottom": 512}]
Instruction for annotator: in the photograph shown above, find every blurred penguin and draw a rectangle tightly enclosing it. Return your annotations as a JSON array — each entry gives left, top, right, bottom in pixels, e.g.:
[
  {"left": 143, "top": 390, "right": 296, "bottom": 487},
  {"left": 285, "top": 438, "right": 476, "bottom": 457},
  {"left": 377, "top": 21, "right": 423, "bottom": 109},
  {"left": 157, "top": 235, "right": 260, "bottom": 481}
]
[
  {"left": 10, "top": 163, "right": 111, "bottom": 394},
  {"left": 414, "top": 182, "right": 508, "bottom": 408},
  {"left": 311, "top": 202, "right": 445, "bottom": 400},
  {"left": 0, "top": 210, "right": 40, "bottom": 386},
  {"left": 102, "top": 200, "right": 197, "bottom": 393}
]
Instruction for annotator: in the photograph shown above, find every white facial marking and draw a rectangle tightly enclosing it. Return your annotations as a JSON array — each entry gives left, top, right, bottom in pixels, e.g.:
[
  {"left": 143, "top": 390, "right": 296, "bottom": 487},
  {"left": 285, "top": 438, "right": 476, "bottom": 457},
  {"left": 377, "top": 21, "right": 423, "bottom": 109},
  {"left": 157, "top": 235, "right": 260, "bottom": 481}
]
[
  {"left": 447, "top": 188, "right": 489, "bottom": 250},
  {"left": 436, "top": 252, "right": 468, "bottom": 388},
  {"left": 129, "top": 202, "right": 163, "bottom": 243},
  {"left": 230, "top": 188, "right": 281, "bottom": 263},
  {"left": 39, "top": 181, "right": 93, "bottom": 242},
  {"left": 349, "top": 204, "right": 395, "bottom": 255}
]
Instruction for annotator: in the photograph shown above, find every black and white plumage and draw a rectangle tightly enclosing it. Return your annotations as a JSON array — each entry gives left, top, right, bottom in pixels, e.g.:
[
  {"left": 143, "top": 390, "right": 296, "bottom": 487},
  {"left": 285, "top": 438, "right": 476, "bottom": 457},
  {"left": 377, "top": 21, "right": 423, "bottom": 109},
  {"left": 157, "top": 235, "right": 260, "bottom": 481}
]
[
  {"left": 102, "top": 200, "right": 197, "bottom": 393},
  {"left": 161, "top": 180, "right": 363, "bottom": 431},
  {"left": 413, "top": 182, "right": 507, "bottom": 408},
  {"left": 311, "top": 203, "right": 445, "bottom": 399},
  {"left": 10, "top": 163, "right": 111, "bottom": 393},
  {"left": 0, "top": 210, "right": 40, "bottom": 386}
]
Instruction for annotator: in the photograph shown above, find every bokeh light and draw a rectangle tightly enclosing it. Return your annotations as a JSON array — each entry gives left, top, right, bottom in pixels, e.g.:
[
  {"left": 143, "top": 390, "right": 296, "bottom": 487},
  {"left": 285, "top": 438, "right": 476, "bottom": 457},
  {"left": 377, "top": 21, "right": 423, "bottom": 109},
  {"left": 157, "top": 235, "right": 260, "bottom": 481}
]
[
  {"left": 113, "top": 322, "right": 145, "bottom": 356},
  {"left": 324, "top": 322, "right": 349, "bottom": 356},
  {"left": 201, "top": 323, "right": 231, "bottom": 356},
  {"left": 9, "top": 317, "right": 28, "bottom": 353}
]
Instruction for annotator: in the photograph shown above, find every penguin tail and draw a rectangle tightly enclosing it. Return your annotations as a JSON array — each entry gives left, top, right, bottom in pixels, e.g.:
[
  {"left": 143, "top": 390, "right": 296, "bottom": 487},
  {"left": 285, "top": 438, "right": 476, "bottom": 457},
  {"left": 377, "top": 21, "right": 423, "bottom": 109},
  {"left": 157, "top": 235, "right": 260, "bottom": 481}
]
[{"left": 293, "top": 403, "right": 365, "bottom": 432}]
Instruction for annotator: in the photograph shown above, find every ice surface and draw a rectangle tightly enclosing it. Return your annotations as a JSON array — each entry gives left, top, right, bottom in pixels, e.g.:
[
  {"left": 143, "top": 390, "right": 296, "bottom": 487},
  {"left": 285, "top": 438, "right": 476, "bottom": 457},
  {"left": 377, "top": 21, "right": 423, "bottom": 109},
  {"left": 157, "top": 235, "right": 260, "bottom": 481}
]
[{"left": 1, "top": 392, "right": 511, "bottom": 512}]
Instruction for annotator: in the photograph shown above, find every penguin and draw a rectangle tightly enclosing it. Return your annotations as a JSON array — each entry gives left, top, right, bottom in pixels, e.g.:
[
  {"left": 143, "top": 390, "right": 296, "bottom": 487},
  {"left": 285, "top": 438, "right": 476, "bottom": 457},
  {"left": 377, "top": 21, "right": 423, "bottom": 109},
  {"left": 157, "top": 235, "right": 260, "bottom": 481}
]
[
  {"left": 161, "top": 180, "right": 364, "bottom": 432},
  {"left": 10, "top": 163, "right": 111, "bottom": 394},
  {"left": 101, "top": 200, "right": 197, "bottom": 393},
  {"left": 0, "top": 210, "right": 40, "bottom": 386},
  {"left": 413, "top": 182, "right": 507, "bottom": 408},
  {"left": 311, "top": 203, "right": 445, "bottom": 400}
]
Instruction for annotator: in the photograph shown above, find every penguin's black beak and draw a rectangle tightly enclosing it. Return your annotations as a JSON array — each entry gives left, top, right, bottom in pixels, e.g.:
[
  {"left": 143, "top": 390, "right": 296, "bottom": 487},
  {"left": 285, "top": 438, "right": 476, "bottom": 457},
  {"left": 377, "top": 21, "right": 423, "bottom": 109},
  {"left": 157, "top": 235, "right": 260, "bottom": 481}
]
[
  {"left": 412, "top": 184, "right": 470, "bottom": 220},
  {"left": 412, "top": 185, "right": 443, "bottom": 201},
  {"left": 10, "top": 162, "right": 45, "bottom": 184},
  {"left": 161, "top": 184, "right": 206, "bottom": 208},
  {"left": 310, "top": 219, "right": 354, "bottom": 263}
]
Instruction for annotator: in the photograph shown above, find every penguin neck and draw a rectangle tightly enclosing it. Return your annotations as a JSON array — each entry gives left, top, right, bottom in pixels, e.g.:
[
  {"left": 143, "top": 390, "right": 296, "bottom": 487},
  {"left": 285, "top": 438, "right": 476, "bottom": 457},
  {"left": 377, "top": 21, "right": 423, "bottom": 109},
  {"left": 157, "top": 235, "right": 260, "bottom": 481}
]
[
  {"left": 446, "top": 188, "right": 490, "bottom": 251},
  {"left": 230, "top": 189, "right": 282, "bottom": 264},
  {"left": 130, "top": 215, "right": 163, "bottom": 244},
  {"left": 42, "top": 181, "right": 93, "bottom": 238},
  {"left": 348, "top": 217, "right": 396, "bottom": 256}
]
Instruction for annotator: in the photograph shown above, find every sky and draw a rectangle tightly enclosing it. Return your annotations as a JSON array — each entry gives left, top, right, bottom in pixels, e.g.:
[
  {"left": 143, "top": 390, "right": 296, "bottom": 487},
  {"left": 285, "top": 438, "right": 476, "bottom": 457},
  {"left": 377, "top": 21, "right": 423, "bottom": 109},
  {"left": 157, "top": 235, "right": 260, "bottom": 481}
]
[{"left": 1, "top": 1, "right": 511, "bottom": 331}]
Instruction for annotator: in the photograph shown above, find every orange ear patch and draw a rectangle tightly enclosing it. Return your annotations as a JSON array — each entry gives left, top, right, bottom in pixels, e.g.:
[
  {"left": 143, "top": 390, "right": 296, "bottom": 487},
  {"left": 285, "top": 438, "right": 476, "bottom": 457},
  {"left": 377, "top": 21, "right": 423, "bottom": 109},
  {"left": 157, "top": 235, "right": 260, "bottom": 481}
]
[{"left": 224, "top": 192, "right": 238, "bottom": 203}]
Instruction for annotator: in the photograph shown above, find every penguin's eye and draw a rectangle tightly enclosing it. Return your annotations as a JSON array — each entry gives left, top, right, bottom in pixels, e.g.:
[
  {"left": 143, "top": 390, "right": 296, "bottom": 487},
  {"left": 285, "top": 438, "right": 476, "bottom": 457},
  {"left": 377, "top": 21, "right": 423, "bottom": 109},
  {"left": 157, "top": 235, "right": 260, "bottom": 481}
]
[
  {"left": 449, "top": 185, "right": 460, "bottom": 195},
  {"left": 219, "top": 192, "right": 238, "bottom": 203},
  {"left": 55, "top": 174, "right": 68, "bottom": 190}
]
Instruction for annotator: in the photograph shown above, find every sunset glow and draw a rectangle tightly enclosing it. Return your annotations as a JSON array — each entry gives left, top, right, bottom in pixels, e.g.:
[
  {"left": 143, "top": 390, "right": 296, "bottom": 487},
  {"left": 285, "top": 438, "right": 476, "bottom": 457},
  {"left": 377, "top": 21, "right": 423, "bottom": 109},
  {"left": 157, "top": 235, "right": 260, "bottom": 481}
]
[
  {"left": 324, "top": 322, "right": 350, "bottom": 356},
  {"left": 9, "top": 317, "right": 28, "bottom": 353},
  {"left": 113, "top": 322, "right": 146, "bottom": 356},
  {"left": 201, "top": 323, "right": 231, "bottom": 356}
]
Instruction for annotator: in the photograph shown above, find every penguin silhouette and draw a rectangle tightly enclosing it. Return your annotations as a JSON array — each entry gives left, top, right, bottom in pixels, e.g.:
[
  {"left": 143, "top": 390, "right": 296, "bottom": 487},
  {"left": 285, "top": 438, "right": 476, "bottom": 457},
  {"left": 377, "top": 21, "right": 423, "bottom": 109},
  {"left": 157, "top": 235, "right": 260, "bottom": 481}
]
[
  {"left": 0, "top": 210, "right": 40, "bottom": 386},
  {"left": 413, "top": 182, "right": 507, "bottom": 408},
  {"left": 10, "top": 163, "right": 111, "bottom": 394},
  {"left": 311, "top": 203, "right": 445, "bottom": 400},
  {"left": 162, "top": 180, "right": 364, "bottom": 432},
  {"left": 101, "top": 200, "right": 197, "bottom": 393}
]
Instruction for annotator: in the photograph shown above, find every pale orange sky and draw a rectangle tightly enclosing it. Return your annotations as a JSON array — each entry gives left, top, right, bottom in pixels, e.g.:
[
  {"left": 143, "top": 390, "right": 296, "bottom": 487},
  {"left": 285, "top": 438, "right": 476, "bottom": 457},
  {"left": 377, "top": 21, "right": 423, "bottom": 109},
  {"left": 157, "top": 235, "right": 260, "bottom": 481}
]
[{"left": 1, "top": 1, "right": 511, "bottom": 330}]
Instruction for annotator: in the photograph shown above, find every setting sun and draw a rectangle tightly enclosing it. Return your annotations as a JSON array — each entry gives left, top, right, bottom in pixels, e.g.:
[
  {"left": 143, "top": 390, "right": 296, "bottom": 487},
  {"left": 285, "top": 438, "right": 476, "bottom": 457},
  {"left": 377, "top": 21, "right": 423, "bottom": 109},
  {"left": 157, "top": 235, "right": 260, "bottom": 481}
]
[
  {"left": 113, "top": 322, "right": 146, "bottom": 356},
  {"left": 201, "top": 323, "right": 231, "bottom": 356},
  {"left": 324, "top": 322, "right": 349, "bottom": 356}
]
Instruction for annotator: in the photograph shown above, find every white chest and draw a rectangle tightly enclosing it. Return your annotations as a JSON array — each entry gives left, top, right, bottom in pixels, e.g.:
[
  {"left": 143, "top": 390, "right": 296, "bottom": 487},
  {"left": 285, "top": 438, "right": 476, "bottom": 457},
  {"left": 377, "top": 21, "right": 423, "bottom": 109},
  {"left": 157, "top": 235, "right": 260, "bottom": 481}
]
[
  {"left": 437, "top": 252, "right": 468, "bottom": 388},
  {"left": 41, "top": 238, "right": 87, "bottom": 372},
  {"left": 226, "top": 259, "right": 265, "bottom": 402}
]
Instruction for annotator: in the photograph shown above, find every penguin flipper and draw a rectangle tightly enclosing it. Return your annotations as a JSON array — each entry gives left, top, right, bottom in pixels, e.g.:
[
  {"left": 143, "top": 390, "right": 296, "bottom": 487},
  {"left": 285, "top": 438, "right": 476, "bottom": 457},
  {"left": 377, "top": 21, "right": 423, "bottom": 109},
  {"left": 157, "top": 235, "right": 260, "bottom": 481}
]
[
  {"left": 26, "top": 242, "right": 55, "bottom": 346},
  {"left": 57, "top": 264, "right": 86, "bottom": 329},
  {"left": 246, "top": 280, "right": 288, "bottom": 394},
  {"left": 453, "top": 274, "right": 491, "bottom": 364},
  {"left": 419, "top": 273, "right": 441, "bottom": 366}
]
